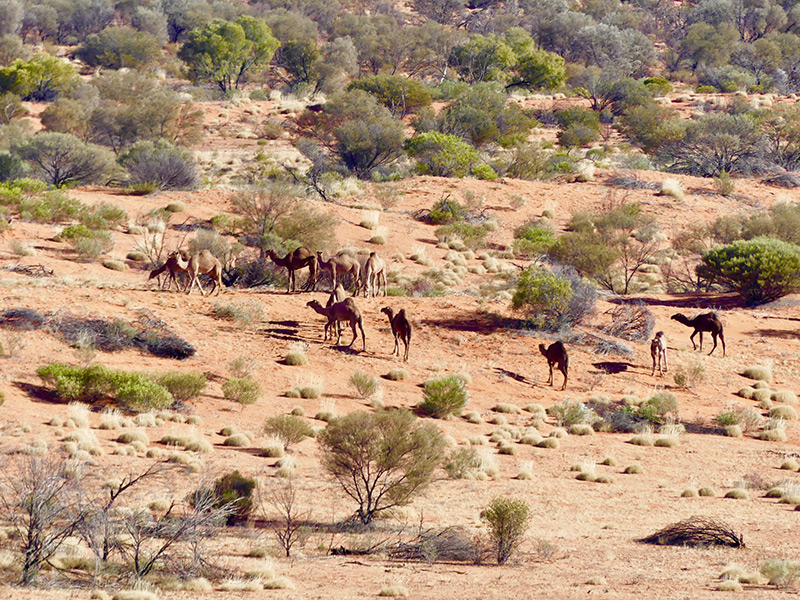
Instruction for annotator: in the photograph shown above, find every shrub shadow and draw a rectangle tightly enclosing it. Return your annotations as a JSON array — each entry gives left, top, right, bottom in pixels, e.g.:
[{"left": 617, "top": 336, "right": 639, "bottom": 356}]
[{"left": 591, "top": 361, "right": 634, "bottom": 374}]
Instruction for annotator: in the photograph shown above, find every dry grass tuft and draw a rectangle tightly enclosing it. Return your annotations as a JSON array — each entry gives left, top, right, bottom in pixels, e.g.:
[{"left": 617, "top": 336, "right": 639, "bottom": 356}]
[
  {"left": 743, "top": 365, "right": 773, "bottom": 382},
  {"left": 725, "top": 488, "right": 749, "bottom": 500}
]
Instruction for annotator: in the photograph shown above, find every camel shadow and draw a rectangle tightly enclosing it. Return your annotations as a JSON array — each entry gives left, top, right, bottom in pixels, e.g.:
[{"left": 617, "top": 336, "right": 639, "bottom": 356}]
[
  {"left": 420, "top": 313, "right": 518, "bottom": 334},
  {"left": 591, "top": 361, "right": 635, "bottom": 374},
  {"left": 750, "top": 328, "right": 800, "bottom": 340},
  {"left": 613, "top": 293, "right": 743, "bottom": 310},
  {"left": 494, "top": 367, "right": 531, "bottom": 385},
  {"left": 13, "top": 381, "right": 63, "bottom": 404}
]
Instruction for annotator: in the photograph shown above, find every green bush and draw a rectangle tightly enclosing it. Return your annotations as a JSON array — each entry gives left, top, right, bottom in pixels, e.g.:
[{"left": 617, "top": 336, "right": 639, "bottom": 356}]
[
  {"left": 555, "top": 107, "right": 600, "bottom": 149},
  {"left": 427, "top": 196, "right": 466, "bottom": 225},
  {"left": 263, "top": 414, "right": 313, "bottom": 449},
  {"left": 435, "top": 222, "right": 488, "bottom": 250},
  {"left": 760, "top": 559, "right": 800, "bottom": 588},
  {"left": 348, "top": 74, "right": 432, "bottom": 118},
  {"left": 418, "top": 376, "right": 469, "bottom": 418},
  {"left": 547, "top": 399, "right": 593, "bottom": 427},
  {"left": 445, "top": 447, "right": 481, "bottom": 479},
  {"left": 405, "top": 132, "right": 480, "bottom": 178},
  {"left": 109, "top": 371, "right": 173, "bottom": 412},
  {"left": 643, "top": 77, "right": 673, "bottom": 96},
  {"left": 18, "top": 132, "right": 114, "bottom": 187},
  {"left": 349, "top": 370, "right": 379, "bottom": 399},
  {"left": 471, "top": 163, "right": 498, "bottom": 180},
  {"left": 639, "top": 392, "right": 678, "bottom": 421},
  {"left": 481, "top": 497, "right": 532, "bottom": 565},
  {"left": 699, "top": 237, "right": 800, "bottom": 305},
  {"left": 77, "top": 26, "right": 161, "bottom": 69},
  {"left": 222, "top": 377, "right": 262, "bottom": 406},
  {"left": 513, "top": 220, "right": 554, "bottom": 258},
  {"left": 154, "top": 371, "right": 207, "bottom": 402},
  {"left": 119, "top": 141, "right": 198, "bottom": 191},
  {"left": 318, "top": 409, "right": 445, "bottom": 524},
  {"left": 512, "top": 266, "right": 573, "bottom": 331},
  {"left": 205, "top": 470, "right": 257, "bottom": 525},
  {"left": 0, "top": 53, "right": 77, "bottom": 101}
]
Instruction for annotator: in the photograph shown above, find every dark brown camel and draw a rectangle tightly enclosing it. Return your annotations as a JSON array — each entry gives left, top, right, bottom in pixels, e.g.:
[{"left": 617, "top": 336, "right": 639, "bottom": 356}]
[
  {"left": 266, "top": 248, "right": 317, "bottom": 293},
  {"left": 380, "top": 306, "right": 411, "bottom": 361},
  {"left": 650, "top": 331, "right": 668, "bottom": 376},
  {"left": 148, "top": 249, "right": 190, "bottom": 291},
  {"left": 539, "top": 341, "right": 569, "bottom": 390},
  {"left": 671, "top": 312, "right": 726, "bottom": 357},
  {"left": 306, "top": 298, "right": 366, "bottom": 351}
]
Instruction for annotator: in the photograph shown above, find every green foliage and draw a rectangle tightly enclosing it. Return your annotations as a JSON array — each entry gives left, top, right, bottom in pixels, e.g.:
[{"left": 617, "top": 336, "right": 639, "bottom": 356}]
[
  {"left": 699, "top": 237, "right": 800, "bottom": 304},
  {"left": 0, "top": 54, "right": 77, "bottom": 101},
  {"left": 448, "top": 34, "right": 516, "bottom": 84},
  {"left": 208, "top": 470, "right": 257, "bottom": 525},
  {"left": 555, "top": 107, "right": 600, "bottom": 149},
  {"left": 319, "top": 409, "right": 445, "bottom": 524},
  {"left": 512, "top": 266, "right": 573, "bottom": 330},
  {"left": 404, "top": 132, "right": 480, "bottom": 177},
  {"left": 222, "top": 377, "right": 262, "bottom": 406},
  {"left": 178, "top": 16, "right": 280, "bottom": 92},
  {"left": 643, "top": 77, "right": 673, "bottom": 96},
  {"left": 18, "top": 132, "right": 114, "bottom": 187},
  {"left": 618, "top": 104, "right": 679, "bottom": 154},
  {"left": 0, "top": 151, "right": 25, "bottom": 182},
  {"left": 547, "top": 399, "right": 594, "bottom": 427},
  {"left": 639, "top": 392, "right": 678, "bottom": 421},
  {"left": 349, "top": 74, "right": 433, "bottom": 118},
  {"left": 444, "top": 447, "right": 481, "bottom": 479},
  {"left": 760, "top": 559, "right": 800, "bottom": 588},
  {"left": 69, "top": 230, "right": 113, "bottom": 260},
  {"left": 418, "top": 376, "right": 469, "bottom": 418},
  {"left": 511, "top": 43, "right": 566, "bottom": 91},
  {"left": 349, "top": 370, "right": 379, "bottom": 399},
  {"left": 154, "top": 371, "right": 207, "bottom": 402},
  {"left": 471, "top": 163, "right": 498, "bottom": 180},
  {"left": 119, "top": 141, "right": 198, "bottom": 191},
  {"left": 77, "top": 26, "right": 161, "bottom": 69},
  {"left": 427, "top": 196, "right": 466, "bottom": 225},
  {"left": 263, "top": 414, "right": 313, "bottom": 449},
  {"left": 513, "top": 220, "right": 555, "bottom": 259},
  {"left": 480, "top": 497, "right": 532, "bottom": 565},
  {"left": 435, "top": 222, "right": 488, "bottom": 250},
  {"left": 110, "top": 371, "right": 173, "bottom": 412}
]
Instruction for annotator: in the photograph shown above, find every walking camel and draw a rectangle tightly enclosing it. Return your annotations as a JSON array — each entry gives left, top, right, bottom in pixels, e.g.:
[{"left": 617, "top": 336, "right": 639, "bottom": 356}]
[
  {"left": 380, "top": 306, "right": 411, "bottom": 361},
  {"left": 185, "top": 249, "right": 223, "bottom": 296},
  {"left": 327, "top": 284, "right": 347, "bottom": 338},
  {"left": 316, "top": 251, "right": 361, "bottom": 292},
  {"left": 650, "top": 331, "right": 668, "bottom": 376},
  {"left": 361, "top": 252, "right": 387, "bottom": 298},
  {"left": 306, "top": 297, "right": 366, "bottom": 351},
  {"left": 671, "top": 312, "right": 726, "bottom": 357},
  {"left": 148, "top": 249, "right": 190, "bottom": 291},
  {"left": 266, "top": 248, "right": 317, "bottom": 293},
  {"left": 539, "top": 341, "right": 569, "bottom": 390}
]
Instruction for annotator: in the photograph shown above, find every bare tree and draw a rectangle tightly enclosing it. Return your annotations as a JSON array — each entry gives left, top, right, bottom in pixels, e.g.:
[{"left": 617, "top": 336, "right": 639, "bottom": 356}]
[
  {"left": 0, "top": 455, "right": 87, "bottom": 585},
  {"left": 260, "top": 479, "right": 311, "bottom": 557}
]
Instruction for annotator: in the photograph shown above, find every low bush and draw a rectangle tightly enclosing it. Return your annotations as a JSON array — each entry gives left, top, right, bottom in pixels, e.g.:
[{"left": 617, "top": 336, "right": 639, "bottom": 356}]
[
  {"left": 201, "top": 470, "right": 257, "bottom": 525},
  {"left": 743, "top": 365, "right": 773, "bottom": 382},
  {"left": 154, "top": 371, "right": 207, "bottom": 402},
  {"left": 481, "top": 497, "right": 532, "bottom": 565},
  {"left": 263, "top": 414, "right": 312, "bottom": 450},
  {"left": 350, "top": 370, "right": 380, "bottom": 400},
  {"left": 418, "top": 376, "right": 469, "bottom": 418},
  {"left": 445, "top": 447, "right": 481, "bottom": 479},
  {"left": 222, "top": 378, "right": 261, "bottom": 406},
  {"left": 547, "top": 399, "right": 594, "bottom": 427},
  {"left": 639, "top": 392, "right": 678, "bottom": 421},
  {"left": 119, "top": 141, "right": 198, "bottom": 191}
]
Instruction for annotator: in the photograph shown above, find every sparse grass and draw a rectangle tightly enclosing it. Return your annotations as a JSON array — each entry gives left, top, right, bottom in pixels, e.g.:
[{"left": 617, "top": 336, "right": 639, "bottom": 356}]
[
  {"left": 628, "top": 435, "right": 654, "bottom": 446},
  {"left": 263, "top": 414, "right": 312, "bottom": 450},
  {"left": 378, "top": 585, "right": 409, "bottom": 597},
  {"left": 160, "top": 433, "right": 213, "bottom": 454},
  {"left": 299, "top": 385, "right": 322, "bottom": 399},
  {"left": 654, "top": 436, "right": 679, "bottom": 447},
  {"left": 601, "top": 456, "right": 617, "bottom": 466},
  {"left": 464, "top": 411, "right": 483, "bottom": 424},
  {"left": 743, "top": 365, "right": 773, "bottom": 382},
  {"left": 736, "top": 387, "right": 755, "bottom": 399},
  {"left": 445, "top": 447, "right": 481, "bottom": 479},
  {"left": 753, "top": 388, "right": 772, "bottom": 402},
  {"left": 494, "top": 403, "right": 521, "bottom": 414},
  {"left": 223, "top": 433, "right": 250, "bottom": 447},
  {"left": 681, "top": 488, "right": 699, "bottom": 497},
  {"left": 699, "top": 487, "right": 716, "bottom": 497},
  {"left": 781, "top": 459, "right": 799, "bottom": 470},
  {"left": 154, "top": 371, "right": 207, "bottom": 402},
  {"left": 537, "top": 437, "right": 559, "bottom": 449},
  {"left": 284, "top": 350, "right": 308, "bottom": 366},
  {"left": 117, "top": 430, "right": 148, "bottom": 445},
  {"left": 315, "top": 398, "right": 336, "bottom": 421},
  {"left": 212, "top": 300, "right": 265, "bottom": 328},
  {"left": 569, "top": 423, "right": 594, "bottom": 436},
  {"left": 760, "top": 559, "right": 800, "bottom": 588},
  {"left": 717, "top": 580, "right": 742, "bottom": 592},
  {"left": 66, "top": 402, "right": 91, "bottom": 428},
  {"left": 659, "top": 178, "right": 684, "bottom": 200},
  {"left": 547, "top": 399, "right": 594, "bottom": 427},
  {"left": 725, "top": 425, "right": 743, "bottom": 437}
]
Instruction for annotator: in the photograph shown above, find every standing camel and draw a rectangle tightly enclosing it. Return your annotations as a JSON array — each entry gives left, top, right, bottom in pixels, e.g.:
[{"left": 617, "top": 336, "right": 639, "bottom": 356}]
[
  {"left": 266, "top": 248, "right": 317, "bottom": 293},
  {"left": 148, "top": 250, "right": 190, "bottom": 291},
  {"left": 539, "top": 341, "right": 569, "bottom": 390},
  {"left": 380, "top": 306, "right": 411, "bottom": 361},
  {"left": 361, "top": 252, "right": 387, "bottom": 298},
  {"left": 671, "top": 312, "right": 726, "bottom": 357},
  {"left": 316, "top": 251, "right": 361, "bottom": 292},
  {"left": 185, "top": 250, "right": 223, "bottom": 296},
  {"left": 327, "top": 284, "right": 347, "bottom": 338},
  {"left": 306, "top": 298, "right": 366, "bottom": 351},
  {"left": 650, "top": 331, "right": 668, "bottom": 376}
]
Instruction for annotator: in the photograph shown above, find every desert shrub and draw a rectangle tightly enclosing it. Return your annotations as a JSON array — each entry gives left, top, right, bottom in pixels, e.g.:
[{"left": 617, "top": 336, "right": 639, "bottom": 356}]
[
  {"left": 770, "top": 406, "right": 798, "bottom": 420},
  {"left": 555, "top": 106, "right": 600, "bottom": 149},
  {"left": 743, "top": 365, "right": 773, "bottom": 382},
  {"left": 284, "top": 351, "right": 308, "bottom": 366},
  {"left": 119, "top": 141, "right": 198, "bottom": 191},
  {"left": 201, "top": 470, "right": 257, "bottom": 525},
  {"left": 480, "top": 497, "right": 531, "bottom": 565},
  {"left": 513, "top": 220, "right": 554, "bottom": 259},
  {"left": 639, "top": 392, "right": 678, "bottom": 421},
  {"left": 263, "top": 415, "right": 312, "bottom": 450},
  {"left": 435, "top": 222, "right": 488, "bottom": 250},
  {"left": 349, "top": 370, "right": 379, "bottom": 400},
  {"left": 445, "top": 447, "right": 481, "bottom": 479},
  {"left": 153, "top": 371, "right": 206, "bottom": 402},
  {"left": 426, "top": 196, "right": 466, "bottom": 225},
  {"left": 547, "top": 399, "right": 594, "bottom": 427},
  {"left": 673, "top": 361, "right": 706, "bottom": 389},
  {"left": 18, "top": 132, "right": 114, "bottom": 187},
  {"left": 211, "top": 300, "right": 265, "bottom": 328},
  {"left": 222, "top": 377, "right": 261, "bottom": 406},
  {"left": 0, "top": 54, "right": 77, "bottom": 101},
  {"left": 349, "top": 74, "right": 432, "bottom": 118},
  {"left": 603, "top": 301, "right": 655, "bottom": 342},
  {"left": 512, "top": 266, "right": 573, "bottom": 331},
  {"left": 418, "top": 376, "right": 469, "bottom": 418},
  {"left": 699, "top": 237, "right": 800, "bottom": 305},
  {"left": 0, "top": 151, "right": 25, "bottom": 182},
  {"left": 77, "top": 26, "right": 161, "bottom": 69},
  {"left": 318, "top": 409, "right": 445, "bottom": 524},
  {"left": 107, "top": 371, "right": 173, "bottom": 412},
  {"left": 761, "top": 560, "right": 800, "bottom": 588},
  {"left": 385, "top": 368, "right": 409, "bottom": 381},
  {"left": 405, "top": 132, "right": 480, "bottom": 178}
]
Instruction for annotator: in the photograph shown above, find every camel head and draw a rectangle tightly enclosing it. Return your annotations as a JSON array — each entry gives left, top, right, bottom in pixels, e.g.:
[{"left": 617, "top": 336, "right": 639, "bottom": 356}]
[
  {"left": 538, "top": 343, "right": 548, "bottom": 356},
  {"left": 306, "top": 300, "right": 322, "bottom": 309},
  {"left": 380, "top": 306, "right": 394, "bottom": 319},
  {"left": 670, "top": 313, "right": 685, "bottom": 323}
]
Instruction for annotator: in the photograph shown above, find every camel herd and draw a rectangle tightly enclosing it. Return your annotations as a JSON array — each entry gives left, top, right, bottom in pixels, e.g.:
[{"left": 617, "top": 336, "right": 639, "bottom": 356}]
[{"left": 147, "top": 246, "right": 728, "bottom": 386}]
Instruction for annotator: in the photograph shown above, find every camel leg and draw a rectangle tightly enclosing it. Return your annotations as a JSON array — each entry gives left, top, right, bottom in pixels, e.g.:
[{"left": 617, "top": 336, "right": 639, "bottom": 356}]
[
  {"left": 719, "top": 331, "right": 726, "bottom": 357},
  {"left": 560, "top": 366, "right": 567, "bottom": 390},
  {"left": 347, "top": 319, "right": 357, "bottom": 348},
  {"left": 689, "top": 330, "right": 698, "bottom": 351},
  {"left": 392, "top": 334, "right": 399, "bottom": 357},
  {"left": 359, "top": 319, "right": 366, "bottom": 352},
  {"left": 698, "top": 331, "right": 704, "bottom": 352},
  {"left": 663, "top": 350, "right": 668, "bottom": 373},
  {"left": 709, "top": 333, "right": 717, "bottom": 356},
  {"left": 403, "top": 338, "right": 409, "bottom": 361},
  {"left": 547, "top": 363, "right": 554, "bottom": 386}
]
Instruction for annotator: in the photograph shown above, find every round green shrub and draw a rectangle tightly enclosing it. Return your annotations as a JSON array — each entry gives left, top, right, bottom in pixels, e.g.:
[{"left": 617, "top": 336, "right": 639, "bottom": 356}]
[
  {"left": 222, "top": 377, "right": 262, "bottom": 406},
  {"left": 418, "top": 376, "right": 469, "bottom": 418}
]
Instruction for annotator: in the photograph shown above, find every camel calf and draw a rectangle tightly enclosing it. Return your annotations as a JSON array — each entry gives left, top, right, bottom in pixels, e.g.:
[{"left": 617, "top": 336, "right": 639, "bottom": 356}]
[
  {"left": 539, "top": 341, "right": 568, "bottom": 391},
  {"left": 185, "top": 250, "right": 223, "bottom": 296},
  {"left": 650, "top": 331, "right": 667, "bottom": 376},
  {"left": 381, "top": 306, "right": 411, "bottom": 361},
  {"left": 148, "top": 250, "right": 189, "bottom": 291},
  {"left": 306, "top": 298, "right": 366, "bottom": 351}
]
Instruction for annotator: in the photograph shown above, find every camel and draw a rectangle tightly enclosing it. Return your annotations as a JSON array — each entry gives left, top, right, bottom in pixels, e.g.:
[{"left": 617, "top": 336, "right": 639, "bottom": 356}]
[
  {"left": 148, "top": 250, "right": 190, "bottom": 291},
  {"left": 316, "top": 251, "right": 361, "bottom": 292},
  {"left": 327, "top": 284, "right": 347, "bottom": 338},
  {"left": 266, "top": 248, "right": 317, "bottom": 293},
  {"left": 671, "top": 312, "right": 726, "bottom": 357},
  {"left": 650, "top": 331, "right": 668, "bottom": 376},
  {"left": 380, "top": 306, "right": 411, "bottom": 361},
  {"left": 185, "top": 249, "right": 223, "bottom": 296},
  {"left": 361, "top": 252, "right": 387, "bottom": 298},
  {"left": 306, "top": 298, "right": 366, "bottom": 351},
  {"left": 539, "top": 341, "right": 569, "bottom": 390}
]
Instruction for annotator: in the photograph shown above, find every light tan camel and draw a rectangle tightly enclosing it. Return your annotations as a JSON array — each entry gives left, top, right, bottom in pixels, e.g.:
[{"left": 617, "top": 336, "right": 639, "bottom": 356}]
[
  {"left": 266, "top": 248, "right": 317, "bottom": 293},
  {"left": 327, "top": 284, "right": 347, "bottom": 338},
  {"left": 148, "top": 250, "right": 190, "bottom": 291},
  {"left": 671, "top": 312, "right": 726, "bottom": 357},
  {"left": 650, "top": 331, "right": 668, "bottom": 376},
  {"left": 361, "top": 252, "right": 387, "bottom": 298},
  {"left": 306, "top": 297, "right": 366, "bottom": 351},
  {"left": 539, "top": 341, "right": 569, "bottom": 390},
  {"left": 316, "top": 251, "right": 361, "bottom": 292},
  {"left": 185, "top": 249, "right": 223, "bottom": 296},
  {"left": 381, "top": 306, "right": 411, "bottom": 361}
]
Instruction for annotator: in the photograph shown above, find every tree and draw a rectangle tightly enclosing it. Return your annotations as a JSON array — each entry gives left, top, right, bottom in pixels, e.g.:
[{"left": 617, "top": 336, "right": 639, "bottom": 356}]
[
  {"left": 411, "top": 0, "right": 464, "bottom": 25},
  {"left": 698, "top": 236, "right": 800, "bottom": 304},
  {"left": 260, "top": 480, "right": 311, "bottom": 558},
  {"left": 0, "top": 0, "right": 23, "bottom": 36},
  {"left": 481, "top": 497, "right": 532, "bottom": 565},
  {"left": 318, "top": 409, "right": 445, "bottom": 524},
  {"left": 77, "top": 26, "right": 162, "bottom": 69},
  {"left": 348, "top": 74, "right": 432, "bottom": 118},
  {"left": 0, "top": 53, "right": 77, "bottom": 101},
  {"left": 512, "top": 266, "right": 573, "bottom": 330},
  {"left": 19, "top": 132, "right": 114, "bottom": 187},
  {"left": 449, "top": 34, "right": 516, "bottom": 84},
  {"left": 119, "top": 140, "right": 198, "bottom": 190},
  {"left": 178, "top": 16, "right": 279, "bottom": 92},
  {"left": 555, "top": 106, "right": 601, "bottom": 149},
  {"left": 404, "top": 132, "right": 480, "bottom": 177}
]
